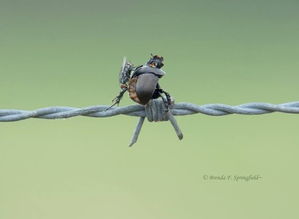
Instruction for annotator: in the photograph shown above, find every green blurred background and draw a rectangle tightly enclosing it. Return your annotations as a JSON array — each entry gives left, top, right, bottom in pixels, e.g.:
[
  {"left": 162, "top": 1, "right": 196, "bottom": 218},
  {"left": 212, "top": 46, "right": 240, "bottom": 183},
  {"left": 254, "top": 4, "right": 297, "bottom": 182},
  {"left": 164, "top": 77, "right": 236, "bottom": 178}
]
[{"left": 0, "top": 0, "right": 298, "bottom": 218}]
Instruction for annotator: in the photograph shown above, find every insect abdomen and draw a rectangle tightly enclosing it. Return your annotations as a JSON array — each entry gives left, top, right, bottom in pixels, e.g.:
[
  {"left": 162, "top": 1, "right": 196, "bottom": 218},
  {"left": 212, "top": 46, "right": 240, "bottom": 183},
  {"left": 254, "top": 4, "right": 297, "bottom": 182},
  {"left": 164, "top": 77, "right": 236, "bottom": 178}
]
[
  {"left": 136, "top": 73, "right": 159, "bottom": 105},
  {"left": 128, "top": 77, "right": 141, "bottom": 104},
  {"left": 128, "top": 73, "right": 159, "bottom": 105}
]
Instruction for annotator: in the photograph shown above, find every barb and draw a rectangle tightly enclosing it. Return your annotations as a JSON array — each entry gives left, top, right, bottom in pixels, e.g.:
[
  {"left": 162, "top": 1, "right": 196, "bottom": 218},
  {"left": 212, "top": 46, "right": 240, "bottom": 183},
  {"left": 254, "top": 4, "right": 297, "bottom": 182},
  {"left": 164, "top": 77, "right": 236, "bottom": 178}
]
[{"left": 1, "top": 101, "right": 299, "bottom": 122}]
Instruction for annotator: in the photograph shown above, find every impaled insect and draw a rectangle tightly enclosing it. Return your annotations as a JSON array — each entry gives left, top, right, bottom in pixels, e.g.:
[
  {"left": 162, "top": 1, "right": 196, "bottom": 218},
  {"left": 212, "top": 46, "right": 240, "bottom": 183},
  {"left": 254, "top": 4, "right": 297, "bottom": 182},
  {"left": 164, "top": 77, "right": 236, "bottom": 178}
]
[{"left": 108, "top": 54, "right": 172, "bottom": 110}]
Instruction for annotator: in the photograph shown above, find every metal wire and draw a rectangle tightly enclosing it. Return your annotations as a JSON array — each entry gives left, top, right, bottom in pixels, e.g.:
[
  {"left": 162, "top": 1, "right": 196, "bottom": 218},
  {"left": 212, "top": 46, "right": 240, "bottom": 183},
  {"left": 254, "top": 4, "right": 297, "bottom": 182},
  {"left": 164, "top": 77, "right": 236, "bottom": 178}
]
[
  {"left": 2, "top": 100, "right": 298, "bottom": 146},
  {"left": 1, "top": 101, "right": 299, "bottom": 122}
]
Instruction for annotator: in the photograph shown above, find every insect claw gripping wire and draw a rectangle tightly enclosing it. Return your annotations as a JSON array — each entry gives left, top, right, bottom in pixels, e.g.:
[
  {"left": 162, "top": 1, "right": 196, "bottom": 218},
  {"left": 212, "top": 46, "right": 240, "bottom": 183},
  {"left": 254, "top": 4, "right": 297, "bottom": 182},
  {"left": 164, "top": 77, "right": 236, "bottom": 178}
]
[{"left": 129, "top": 99, "right": 183, "bottom": 146}]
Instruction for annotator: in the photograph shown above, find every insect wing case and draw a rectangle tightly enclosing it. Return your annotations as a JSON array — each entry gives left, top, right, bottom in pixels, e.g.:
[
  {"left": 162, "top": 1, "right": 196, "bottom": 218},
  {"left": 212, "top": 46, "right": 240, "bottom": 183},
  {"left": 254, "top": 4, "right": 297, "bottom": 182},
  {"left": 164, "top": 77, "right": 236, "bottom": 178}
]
[{"left": 119, "top": 57, "right": 133, "bottom": 84}]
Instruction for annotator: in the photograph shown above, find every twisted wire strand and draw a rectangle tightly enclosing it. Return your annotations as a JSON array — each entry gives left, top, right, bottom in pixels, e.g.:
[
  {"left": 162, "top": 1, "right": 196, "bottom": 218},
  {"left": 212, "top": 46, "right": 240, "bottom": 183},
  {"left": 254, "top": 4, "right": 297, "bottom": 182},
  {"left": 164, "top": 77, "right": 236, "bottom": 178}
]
[{"left": 1, "top": 101, "right": 299, "bottom": 122}]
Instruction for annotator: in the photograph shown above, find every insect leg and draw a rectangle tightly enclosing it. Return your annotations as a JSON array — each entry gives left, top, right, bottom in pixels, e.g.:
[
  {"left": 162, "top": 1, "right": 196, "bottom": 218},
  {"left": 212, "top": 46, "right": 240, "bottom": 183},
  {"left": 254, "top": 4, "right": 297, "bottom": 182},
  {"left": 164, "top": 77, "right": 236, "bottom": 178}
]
[
  {"left": 155, "top": 91, "right": 169, "bottom": 112},
  {"left": 154, "top": 86, "right": 172, "bottom": 111},
  {"left": 106, "top": 87, "right": 128, "bottom": 110},
  {"left": 161, "top": 89, "right": 172, "bottom": 106}
]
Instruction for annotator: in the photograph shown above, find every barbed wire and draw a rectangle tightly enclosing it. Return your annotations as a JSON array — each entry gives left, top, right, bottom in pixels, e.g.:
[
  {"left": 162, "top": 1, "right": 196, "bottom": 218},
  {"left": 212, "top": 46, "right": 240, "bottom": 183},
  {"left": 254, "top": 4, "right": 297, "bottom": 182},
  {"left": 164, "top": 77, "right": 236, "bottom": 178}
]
[
  {"left": 1, "top": 100, "right": 299, "bottom": 146},
  {"left": 1, "top": 101, "right": 299, "bottom": 122}
]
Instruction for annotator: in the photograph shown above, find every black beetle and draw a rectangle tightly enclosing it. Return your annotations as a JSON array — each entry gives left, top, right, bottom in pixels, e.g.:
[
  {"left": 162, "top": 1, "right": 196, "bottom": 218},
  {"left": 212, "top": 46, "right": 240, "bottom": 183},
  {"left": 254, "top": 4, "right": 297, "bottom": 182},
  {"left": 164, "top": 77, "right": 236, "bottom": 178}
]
[{"left": 108, "top": 54, "right": 172, "bottom": 110}]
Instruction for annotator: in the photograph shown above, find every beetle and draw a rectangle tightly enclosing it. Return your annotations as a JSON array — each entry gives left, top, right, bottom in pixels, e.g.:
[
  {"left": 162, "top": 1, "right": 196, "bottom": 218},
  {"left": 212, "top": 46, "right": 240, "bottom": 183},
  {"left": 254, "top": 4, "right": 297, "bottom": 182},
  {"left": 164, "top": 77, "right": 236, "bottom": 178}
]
[{"left": 107, "top": 54, "right": 172, "bottom": 110}]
